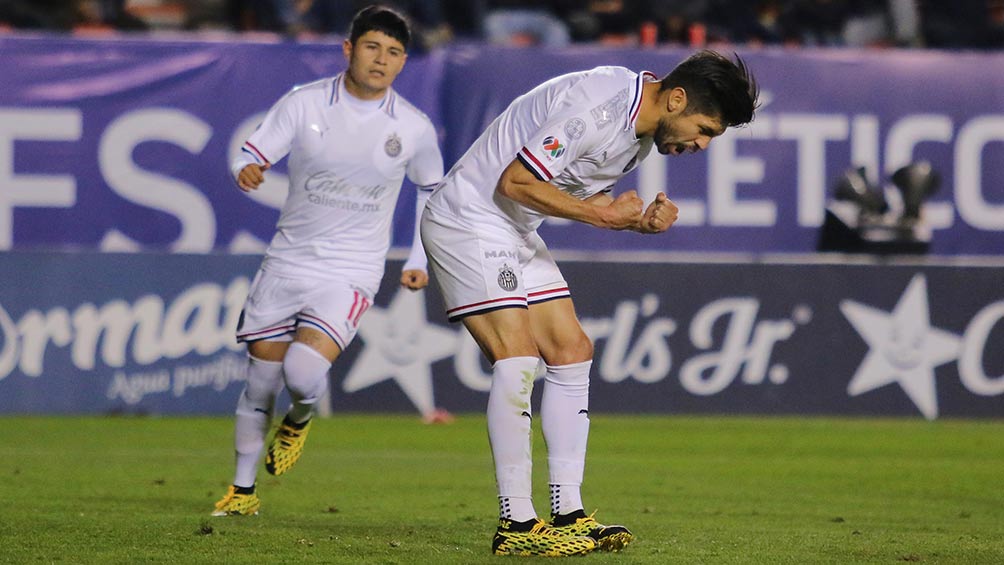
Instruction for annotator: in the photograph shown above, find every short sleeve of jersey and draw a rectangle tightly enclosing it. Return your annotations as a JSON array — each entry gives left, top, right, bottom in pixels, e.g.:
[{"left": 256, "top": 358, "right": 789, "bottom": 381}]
[
  {"left": 406, "top": 121, "right": 444, "bottom": 188},
  {"left": 241, "top": 88, "right": 302, "bottom": 167},
  {"left": 516, "top": 110, "right": 600, "bottom": 182}
]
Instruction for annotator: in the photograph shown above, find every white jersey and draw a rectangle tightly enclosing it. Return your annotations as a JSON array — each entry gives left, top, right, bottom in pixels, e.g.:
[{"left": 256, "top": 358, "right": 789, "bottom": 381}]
[
  {"left": 233, "top": 73, "right": 444, "bottom": 292},
  {"left": 427, "top": 66, "right": 656, "bottom": 235}
]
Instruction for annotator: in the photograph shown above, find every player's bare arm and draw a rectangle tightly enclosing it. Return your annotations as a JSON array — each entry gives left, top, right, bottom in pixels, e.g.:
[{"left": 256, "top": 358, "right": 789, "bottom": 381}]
[
  {"left": 236, "top": 163, "right": 271, "bottom": 192},
  {"left": 400, "top": 269, "right": 428, "bottom": 291},
  {"left": 497, "top": 159, "right": 643, "bottom": 230},
  {"left": 583, "top": 192, "right": 613, "bottom": 206}
]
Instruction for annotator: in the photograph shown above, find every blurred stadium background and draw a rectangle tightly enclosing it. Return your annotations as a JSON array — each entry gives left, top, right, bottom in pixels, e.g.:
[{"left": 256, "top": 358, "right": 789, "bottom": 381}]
[
  {"left": 0, "top": 1, "right": 1001, "bottom": 421},
  {"left": 1, "top": 3, "right": 1003, "bottom": 563}
]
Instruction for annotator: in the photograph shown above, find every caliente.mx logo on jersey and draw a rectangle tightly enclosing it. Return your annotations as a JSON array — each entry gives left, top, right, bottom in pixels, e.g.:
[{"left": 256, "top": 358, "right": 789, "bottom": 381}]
[
  {"left": 542, "top": 136, "right": 565, "bottom": 160},
  {"left": 498, "top": 264, "right": 518, "bottom": 292}
]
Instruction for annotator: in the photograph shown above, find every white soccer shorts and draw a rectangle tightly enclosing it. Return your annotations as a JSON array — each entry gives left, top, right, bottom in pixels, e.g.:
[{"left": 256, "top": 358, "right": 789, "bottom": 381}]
[
  {"left": 421, "top": 204, "right": 571, "bottom": 322},
  {"left": 235, "top": 269, "right": 372, "bottom": 351}
]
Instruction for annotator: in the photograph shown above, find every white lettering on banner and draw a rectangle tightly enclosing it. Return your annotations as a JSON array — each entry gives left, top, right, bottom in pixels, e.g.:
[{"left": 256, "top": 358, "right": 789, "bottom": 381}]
[
  {"left": 776, "top": 114, "right": 849, "bottom": 226},
  {"left": 638, "top": 110, "right": 1004, "bottom": 233},
  {"left": 840, "top": 274, "right": 1004, "bottom": 419},
  {"left": 678, "top": 298, "right": 798, "bottom": 395},
  {"left": 585, "top": 294, "right": 677, "bottom": 383},
  {"left": 171, "top": 353, "right": 246, "bottom": 397},
  {"left": 0, "top": 303, "right": 22, "bottom": 378},
  {"left": 2, "top": 105, "right": 1001, "bottom": 251},
  {"left": 341, "top": 290, "right": 794, "bottom": 406},
  {"left": 0, "top": 108, "right": 81, "bottom": 249},
  {"left": 581, "top": 294, "right": 799, "bottom": 393},
  {"left": 98, "top": 109, "right": 216, "bottom": 252},
  {"left": 707, "top": 115, "right": 774, "bottom": 226},
  {"left": 850, "top": 115, "right": 881, "bottom": 187},
  {"left": 0, "top": 278, "right": 248, "bottom": 381},
  {"left": 955, "top": 116, "right": 1004, "bottom": 230},
  {"left": 104, "top": 352, "right": 246, "bottom": 405},
  {"left": 958, "top": 301, "right": 1004, "bottom": 396},
  {"left": 359, "top": 287, "right": 1001, "bottom": 415},
  {"left": 106, "top": 369, "right": 170, "bottom": 405}
]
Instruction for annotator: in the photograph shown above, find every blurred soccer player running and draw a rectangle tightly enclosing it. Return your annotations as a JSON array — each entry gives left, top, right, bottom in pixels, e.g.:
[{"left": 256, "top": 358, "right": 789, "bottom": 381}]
[
  {"left": 212, "top": 5, "right": 444, "bottom": 517},
  {"left": 421, "top": 50, "right": 759, "bottom": 555}
]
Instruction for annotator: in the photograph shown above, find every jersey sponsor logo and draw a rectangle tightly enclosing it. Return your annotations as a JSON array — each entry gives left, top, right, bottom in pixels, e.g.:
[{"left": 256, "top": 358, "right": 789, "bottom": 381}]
[
  {"left": 542, "top": 136, "right": 565, "bottom": 159},
  {"left": 497, "top": 263, "right": 518, "bottom": 292},
  {"left": 384, "top": 133, "right": 402, "bottom": 157},
  {"left": 564, "top": 118, "right": 586, "bottom": 140},
  {"left": 484, "top": 249, "right": 517, "bottom": 259},
  {"left": 304, "top": 171, "right": 388, "bottom": 199},
  {"left": 590, "top": 88, "right": 629, "bottom": 129}
]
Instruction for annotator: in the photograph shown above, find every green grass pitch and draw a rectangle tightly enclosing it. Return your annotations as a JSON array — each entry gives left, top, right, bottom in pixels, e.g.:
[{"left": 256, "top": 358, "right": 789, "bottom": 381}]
[{"left": 1, "top": 414, "right": 1002, "bottom": 564}]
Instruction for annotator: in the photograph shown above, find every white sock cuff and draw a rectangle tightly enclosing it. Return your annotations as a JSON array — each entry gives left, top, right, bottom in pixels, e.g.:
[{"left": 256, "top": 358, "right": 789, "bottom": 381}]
[
  {"left": 492, "top": 356, "right": 543, "bottom": 371},
  {"left": 544, "top": 360, "right": 591, "bottom": 384},
  {"left": 286, "top": 341, "right": 330, "bottom": 364},
  {"left": 247, "top": 353, "right": 283, "bottom": 366}
]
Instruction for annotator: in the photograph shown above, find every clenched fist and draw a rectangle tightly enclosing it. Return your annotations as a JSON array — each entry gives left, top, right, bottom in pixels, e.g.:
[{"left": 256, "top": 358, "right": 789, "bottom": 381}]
[
  {"left": 236, "top": 163, "right": 271, "bottom": 192},
  {"left": 637, "top": 192, "right": 679, "bottom": 234},
  {"left": 599, "top": 190, "right": 645, "bottom": 230}
]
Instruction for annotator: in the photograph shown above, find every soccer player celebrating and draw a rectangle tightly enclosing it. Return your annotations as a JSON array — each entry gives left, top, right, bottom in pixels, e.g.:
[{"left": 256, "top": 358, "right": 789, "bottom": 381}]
[
  {"left": 212, "top": 5, "right": 444, "bottom": 517},
  {"left": 421, "top": 51, "right": 759, "bottom": 555}
]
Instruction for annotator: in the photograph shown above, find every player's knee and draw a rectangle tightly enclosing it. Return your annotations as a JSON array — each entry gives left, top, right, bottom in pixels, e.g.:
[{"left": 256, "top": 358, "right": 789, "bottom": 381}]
[
  {"left": 542, "top": 332, "right": 593, "bottom": 366},
  {"left": 283, "top": 342, "right": 331, "bottom": 403},
  {"left": 237, "top": 355, "right": 284, "bottom": 414}
]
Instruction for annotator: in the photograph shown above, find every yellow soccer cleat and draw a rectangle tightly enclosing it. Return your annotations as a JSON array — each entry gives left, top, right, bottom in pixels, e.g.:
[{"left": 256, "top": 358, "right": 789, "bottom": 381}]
[
  {"left": 211, "top": 485, "right": 261, "bottom": 516},
  {"left": 265, "top": 417, "right": 312, "bottom": 476},
  {"left": 491, "top": 518, "right": 597, "bottom": 556},
  {"left": 549, "top": 510, "right": 634, "bottom": 551}
]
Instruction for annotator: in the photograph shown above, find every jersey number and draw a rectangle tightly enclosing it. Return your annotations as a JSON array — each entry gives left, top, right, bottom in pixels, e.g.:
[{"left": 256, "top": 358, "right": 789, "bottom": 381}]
[{"left": 348, "top": 291, "right": 371, "bottom": 327}]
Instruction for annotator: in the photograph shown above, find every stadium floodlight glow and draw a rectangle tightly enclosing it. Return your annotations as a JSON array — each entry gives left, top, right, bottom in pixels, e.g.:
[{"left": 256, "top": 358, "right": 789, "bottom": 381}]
[
  {"left": 833, "top": 166, "right": 888, "bottom": 217},
  {"left": 891, "top": 160, "right": 941, "bottom": 221}
]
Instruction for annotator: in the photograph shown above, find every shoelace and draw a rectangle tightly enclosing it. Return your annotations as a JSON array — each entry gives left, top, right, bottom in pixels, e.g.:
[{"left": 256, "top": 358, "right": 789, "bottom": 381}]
[
  {"left": 277, "top": 426, "right": 303, "bottom": 447},
  {"left": 214, "top": 488, "right": 236, "bottom": 510},
  {"left": 528, "top": 520, "right": 569, "bottom": 537}
]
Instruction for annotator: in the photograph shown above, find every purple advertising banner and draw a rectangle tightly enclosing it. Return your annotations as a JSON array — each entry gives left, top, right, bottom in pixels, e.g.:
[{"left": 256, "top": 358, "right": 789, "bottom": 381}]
[
  {"left": 0, "top": 34, "right": 445, "bottom": 255},
  {"left": 1, "top": 36, "right": 1003, "bottom": 256},
  {"left": 0, "top": 252, "right": 1001, "bottom": 419},
  {"left": 440, "top": 47, "right": 1004, "bottom": 255}
]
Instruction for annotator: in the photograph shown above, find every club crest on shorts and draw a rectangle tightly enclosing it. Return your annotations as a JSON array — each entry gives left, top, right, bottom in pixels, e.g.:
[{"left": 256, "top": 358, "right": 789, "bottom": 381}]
[
  {"left": 497, "top": 263, "right": 518, "bottom": 292},
  {"left": 384, "top": 133, "right": 402, "bottom": 157}
]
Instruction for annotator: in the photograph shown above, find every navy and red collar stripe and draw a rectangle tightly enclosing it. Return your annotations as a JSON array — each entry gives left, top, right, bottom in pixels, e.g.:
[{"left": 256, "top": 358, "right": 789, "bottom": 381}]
[{"left": 626, "top": 71, "right": 658, "bottom": 131}]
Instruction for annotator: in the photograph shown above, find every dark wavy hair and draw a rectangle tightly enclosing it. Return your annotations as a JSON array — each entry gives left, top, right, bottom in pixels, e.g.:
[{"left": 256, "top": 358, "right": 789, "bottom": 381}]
[
  {"left": 660, "top": 50, "right": 760, "bottom": 127},
  {"left": 349, "top": 5, "right": 411, "bottom": 50}
]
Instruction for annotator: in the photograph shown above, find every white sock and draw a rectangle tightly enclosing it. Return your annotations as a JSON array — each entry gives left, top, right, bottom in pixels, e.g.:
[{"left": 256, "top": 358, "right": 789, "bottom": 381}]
[
  {"left": 542, "top": 360, "right": 591, "bottom": 516},
  {"left": 282, "top": 342, "right": 331, "bottom": 424},
  {"left": 233, "top": 354, "right": 284, "bottom": 488},
  {"left": 488, "top": 356, "right": 541, "bottom": 522}
]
